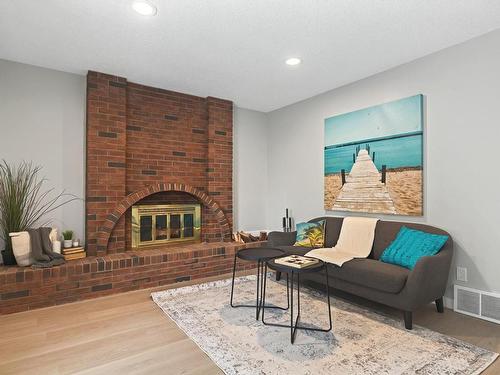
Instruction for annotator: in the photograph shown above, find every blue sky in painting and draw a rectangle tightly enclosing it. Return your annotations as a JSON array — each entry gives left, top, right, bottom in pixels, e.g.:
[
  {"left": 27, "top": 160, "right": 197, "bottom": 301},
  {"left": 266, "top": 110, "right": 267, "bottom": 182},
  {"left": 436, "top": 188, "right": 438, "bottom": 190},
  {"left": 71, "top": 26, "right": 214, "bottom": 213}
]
[{"left": 324, "top": 95, "right": 423, "bottom": 147}]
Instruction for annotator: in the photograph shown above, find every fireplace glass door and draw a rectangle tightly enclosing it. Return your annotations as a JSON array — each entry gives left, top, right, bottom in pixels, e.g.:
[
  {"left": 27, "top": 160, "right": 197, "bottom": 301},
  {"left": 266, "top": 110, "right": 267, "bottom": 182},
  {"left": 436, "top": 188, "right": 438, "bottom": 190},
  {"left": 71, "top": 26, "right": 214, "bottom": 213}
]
[{"left": 132, "top": 204, "right": 201, "bottom": 248}]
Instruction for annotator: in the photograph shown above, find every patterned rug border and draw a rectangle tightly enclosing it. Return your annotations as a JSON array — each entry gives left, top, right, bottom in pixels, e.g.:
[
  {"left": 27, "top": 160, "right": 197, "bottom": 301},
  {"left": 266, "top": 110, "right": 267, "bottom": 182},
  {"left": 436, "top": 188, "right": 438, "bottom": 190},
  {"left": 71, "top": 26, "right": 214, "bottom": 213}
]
[{"left": 151, "top": 275, "right": 499, "bottom": 375}]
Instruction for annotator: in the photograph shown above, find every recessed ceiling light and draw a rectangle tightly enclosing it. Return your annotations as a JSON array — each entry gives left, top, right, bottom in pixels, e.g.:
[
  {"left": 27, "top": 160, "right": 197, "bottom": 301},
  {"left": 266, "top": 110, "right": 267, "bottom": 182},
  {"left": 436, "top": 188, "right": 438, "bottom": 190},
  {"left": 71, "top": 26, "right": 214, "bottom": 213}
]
[
  {"left": 285, "top": 57, "right": 301, "bottom": 66},
  {"left": 132, "top": 1, "right": 157, "bottom": 16}
]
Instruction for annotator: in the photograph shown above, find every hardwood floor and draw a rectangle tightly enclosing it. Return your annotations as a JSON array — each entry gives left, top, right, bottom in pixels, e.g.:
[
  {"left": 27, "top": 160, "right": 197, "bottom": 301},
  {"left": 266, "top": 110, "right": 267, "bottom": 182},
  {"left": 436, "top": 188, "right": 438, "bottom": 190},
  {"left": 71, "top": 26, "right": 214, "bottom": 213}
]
[{"left": 1, "top": 272, "right": 498, "bottom": 375}]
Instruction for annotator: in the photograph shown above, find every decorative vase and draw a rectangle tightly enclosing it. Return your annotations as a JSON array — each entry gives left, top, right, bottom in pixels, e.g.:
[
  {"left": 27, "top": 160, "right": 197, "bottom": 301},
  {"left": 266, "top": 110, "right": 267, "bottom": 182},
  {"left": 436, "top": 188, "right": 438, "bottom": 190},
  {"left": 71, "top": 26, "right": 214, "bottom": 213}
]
[
  {"left": 63, "top": 240, "right": 73, "bottom": 248},
  {"left": 9, "top": 232, "right": 34, "bottom": 266}
]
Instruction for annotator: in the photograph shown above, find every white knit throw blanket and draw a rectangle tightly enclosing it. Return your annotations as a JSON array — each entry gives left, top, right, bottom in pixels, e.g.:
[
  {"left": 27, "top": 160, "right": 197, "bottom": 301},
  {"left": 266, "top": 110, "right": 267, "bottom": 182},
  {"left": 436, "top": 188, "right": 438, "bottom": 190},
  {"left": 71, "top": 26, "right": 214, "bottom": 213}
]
[{"left": 306, "top": 217, "right": 379, "bottom": 266}]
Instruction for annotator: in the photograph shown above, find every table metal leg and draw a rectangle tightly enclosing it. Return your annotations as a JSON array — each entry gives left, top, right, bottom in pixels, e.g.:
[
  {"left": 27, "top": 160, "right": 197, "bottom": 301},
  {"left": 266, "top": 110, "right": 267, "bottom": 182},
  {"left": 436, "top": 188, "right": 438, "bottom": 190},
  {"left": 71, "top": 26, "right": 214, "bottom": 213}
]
[
  {"left": 261, "top": 264, "right": 289, "bottom": 324},
  {"left": 255, "top": 259, "right": 261, "bottom": 319},
  {"left": 230, "top": 256, "right": 289, "bottom": 319},
  {"left": 325, "top": 265, "right": 332, "bottom": 331},
  {"left": 262, "top": 266, "right": 332, "bottom": 344},
  {"left": 230, "top": 253, "right": 237, "bottom": 307}
]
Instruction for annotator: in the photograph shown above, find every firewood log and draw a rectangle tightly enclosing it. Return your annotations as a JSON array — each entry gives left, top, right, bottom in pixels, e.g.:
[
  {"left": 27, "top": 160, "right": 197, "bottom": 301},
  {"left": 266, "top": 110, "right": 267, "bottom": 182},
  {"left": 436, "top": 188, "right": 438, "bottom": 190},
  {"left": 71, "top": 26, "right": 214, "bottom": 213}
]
[{"left": 238, "top": 231, "right": 252, "bottom": 243}]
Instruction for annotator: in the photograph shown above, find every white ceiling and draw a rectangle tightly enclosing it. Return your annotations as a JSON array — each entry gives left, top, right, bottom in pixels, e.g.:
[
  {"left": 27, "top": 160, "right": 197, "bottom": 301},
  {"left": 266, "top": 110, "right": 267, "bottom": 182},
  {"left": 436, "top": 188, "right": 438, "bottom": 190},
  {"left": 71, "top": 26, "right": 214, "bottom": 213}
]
[{"left": 1, "top": 1, "right": 500, "bottom": 112}]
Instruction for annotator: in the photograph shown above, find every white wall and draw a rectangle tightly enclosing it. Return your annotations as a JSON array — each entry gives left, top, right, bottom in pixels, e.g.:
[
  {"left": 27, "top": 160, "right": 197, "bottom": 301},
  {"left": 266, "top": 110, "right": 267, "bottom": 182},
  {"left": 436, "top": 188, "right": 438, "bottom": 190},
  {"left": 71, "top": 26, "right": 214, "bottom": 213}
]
[
  {"left": 266, "top": 29, "right": 500, "bottom": 301},
  {"left": 233, "top": 108, "right": 268, "bottom": 231},
  {"left": 0, "top": 59, "right": 86, "bottom": 249}
]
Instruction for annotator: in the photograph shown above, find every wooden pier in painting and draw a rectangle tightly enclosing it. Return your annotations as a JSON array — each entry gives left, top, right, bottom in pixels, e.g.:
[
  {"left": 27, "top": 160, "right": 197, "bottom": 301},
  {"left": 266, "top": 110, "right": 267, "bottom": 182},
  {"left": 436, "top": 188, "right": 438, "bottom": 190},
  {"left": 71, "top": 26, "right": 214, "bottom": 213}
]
[{"left": 332, "top": 150, "right": 396, "bottom": 214}]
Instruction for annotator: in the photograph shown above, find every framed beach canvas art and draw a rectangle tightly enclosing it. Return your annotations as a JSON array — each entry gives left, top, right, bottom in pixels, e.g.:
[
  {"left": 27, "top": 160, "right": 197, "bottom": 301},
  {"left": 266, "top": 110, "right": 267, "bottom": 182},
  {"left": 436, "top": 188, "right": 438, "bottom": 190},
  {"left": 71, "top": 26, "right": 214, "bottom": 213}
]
[{"left": 324, "top": 94, "right": 423, "bottom": 216}]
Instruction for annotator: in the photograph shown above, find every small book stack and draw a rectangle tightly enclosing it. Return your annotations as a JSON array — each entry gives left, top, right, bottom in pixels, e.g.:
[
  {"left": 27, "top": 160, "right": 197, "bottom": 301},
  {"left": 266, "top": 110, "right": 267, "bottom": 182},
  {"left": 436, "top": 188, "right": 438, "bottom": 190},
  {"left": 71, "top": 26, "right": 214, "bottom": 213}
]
[
  {"left": 62, "top": 246, "right": 86, "bottom": 260},
  {"left": 275, "top": 255, "right": 319, "bottom": 269}
]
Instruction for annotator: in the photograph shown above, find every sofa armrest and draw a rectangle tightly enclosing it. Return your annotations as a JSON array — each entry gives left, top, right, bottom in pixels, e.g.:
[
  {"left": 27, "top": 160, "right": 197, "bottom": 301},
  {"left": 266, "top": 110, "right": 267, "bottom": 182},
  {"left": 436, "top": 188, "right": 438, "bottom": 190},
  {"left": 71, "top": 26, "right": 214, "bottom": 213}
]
[
  {"left": 403, "top": 243, "right": 453, "bottom": 310},
  {"left": 267, "top": 231, "right": 297, "bottom": 247}
]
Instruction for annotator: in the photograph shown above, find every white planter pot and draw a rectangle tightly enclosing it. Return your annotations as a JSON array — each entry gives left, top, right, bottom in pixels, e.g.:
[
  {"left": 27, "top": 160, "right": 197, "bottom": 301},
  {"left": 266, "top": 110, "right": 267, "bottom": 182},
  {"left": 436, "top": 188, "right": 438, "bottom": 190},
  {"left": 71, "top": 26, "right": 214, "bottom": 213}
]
[
  {"left": 63, "top": 240, "right": 73, "bottom": 248},
  {"left": 9, "top": 232, "right": 35, "bottom": 266}
]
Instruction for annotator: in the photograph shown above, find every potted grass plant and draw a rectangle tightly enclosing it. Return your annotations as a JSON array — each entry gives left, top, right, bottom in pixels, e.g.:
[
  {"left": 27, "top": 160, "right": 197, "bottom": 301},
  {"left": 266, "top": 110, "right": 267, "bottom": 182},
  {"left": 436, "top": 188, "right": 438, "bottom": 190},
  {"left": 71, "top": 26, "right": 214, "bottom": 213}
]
[
  {"left": 62, "top": 230, "right": 74, "bottom": 249},
  {"left": 0, "top": 160, "right": 77, "bottom": 265}
]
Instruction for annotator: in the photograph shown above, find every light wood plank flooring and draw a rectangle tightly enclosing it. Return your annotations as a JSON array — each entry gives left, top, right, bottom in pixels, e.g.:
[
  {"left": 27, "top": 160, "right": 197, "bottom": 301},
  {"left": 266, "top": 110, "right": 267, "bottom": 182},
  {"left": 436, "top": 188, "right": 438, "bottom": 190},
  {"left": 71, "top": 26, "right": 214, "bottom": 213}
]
[{"left": 0, "top": 272, "right": 498, "bottom": 374}]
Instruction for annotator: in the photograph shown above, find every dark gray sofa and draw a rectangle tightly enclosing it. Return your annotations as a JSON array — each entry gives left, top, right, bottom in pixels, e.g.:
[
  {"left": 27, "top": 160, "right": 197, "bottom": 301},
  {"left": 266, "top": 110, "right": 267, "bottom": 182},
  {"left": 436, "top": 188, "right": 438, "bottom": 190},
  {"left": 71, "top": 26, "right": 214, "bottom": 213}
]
[{"left": 268, "top": 216, "right": 453, "bottom": 330}]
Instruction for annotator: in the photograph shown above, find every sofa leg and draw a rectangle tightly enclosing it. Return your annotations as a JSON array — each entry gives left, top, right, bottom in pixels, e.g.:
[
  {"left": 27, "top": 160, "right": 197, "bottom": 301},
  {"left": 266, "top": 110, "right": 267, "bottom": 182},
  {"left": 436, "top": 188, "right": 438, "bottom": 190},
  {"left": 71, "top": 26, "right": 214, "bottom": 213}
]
[
  {"left": 435, "top": 297, "right": 444, "bottom": 313},
  {"left": 404, "top": 311, "right": 413, "bottom": 330},
  {"left": 276, "top": 271, "right": 281, "bottom": 281}
]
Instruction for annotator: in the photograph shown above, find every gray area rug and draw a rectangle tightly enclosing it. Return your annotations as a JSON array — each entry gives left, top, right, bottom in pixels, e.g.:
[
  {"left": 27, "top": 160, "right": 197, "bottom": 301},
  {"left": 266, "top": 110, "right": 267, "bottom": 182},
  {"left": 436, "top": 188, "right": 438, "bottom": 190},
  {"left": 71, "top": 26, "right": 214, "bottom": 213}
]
[{"left": 151, "top": 275, "right": 498, "bottom": 375}]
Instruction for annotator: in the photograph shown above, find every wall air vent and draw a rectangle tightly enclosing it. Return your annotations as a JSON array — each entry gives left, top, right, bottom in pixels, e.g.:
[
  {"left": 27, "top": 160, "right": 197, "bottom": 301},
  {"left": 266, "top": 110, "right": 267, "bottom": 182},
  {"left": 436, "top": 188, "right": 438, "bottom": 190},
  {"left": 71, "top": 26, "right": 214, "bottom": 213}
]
[{"left": 454, "top": 285, "right": 500, "bottom": 324}]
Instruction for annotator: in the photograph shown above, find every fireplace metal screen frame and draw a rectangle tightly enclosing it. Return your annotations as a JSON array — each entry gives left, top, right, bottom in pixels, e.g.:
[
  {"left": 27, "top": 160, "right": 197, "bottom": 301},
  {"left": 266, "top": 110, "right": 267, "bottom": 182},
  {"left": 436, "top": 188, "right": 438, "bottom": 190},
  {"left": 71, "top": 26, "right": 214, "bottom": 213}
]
[{"left": 131, "top": 204, "right": 201, "bottom": 248}]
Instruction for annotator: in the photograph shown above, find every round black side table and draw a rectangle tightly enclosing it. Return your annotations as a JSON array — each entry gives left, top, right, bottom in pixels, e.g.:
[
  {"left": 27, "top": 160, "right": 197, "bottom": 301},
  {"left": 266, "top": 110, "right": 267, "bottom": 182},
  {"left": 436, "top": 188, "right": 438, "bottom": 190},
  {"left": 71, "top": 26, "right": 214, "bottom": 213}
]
[
  {"left": 263, "top": 257, "right": 332, "bottom": 344},
  {"left": 230, "top": 247, "right": 289, "bottom": 320}
]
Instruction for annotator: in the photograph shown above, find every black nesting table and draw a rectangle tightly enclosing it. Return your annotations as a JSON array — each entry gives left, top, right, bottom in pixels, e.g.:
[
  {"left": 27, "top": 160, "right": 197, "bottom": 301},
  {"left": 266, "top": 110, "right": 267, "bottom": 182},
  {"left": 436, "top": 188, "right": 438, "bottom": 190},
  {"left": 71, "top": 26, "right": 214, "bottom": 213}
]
[
  {"left": 263, "top": 257, "right": 332, "bottom": 344},
  {"left": 230, "top": 247, "right": 289, "bottom": 320}
]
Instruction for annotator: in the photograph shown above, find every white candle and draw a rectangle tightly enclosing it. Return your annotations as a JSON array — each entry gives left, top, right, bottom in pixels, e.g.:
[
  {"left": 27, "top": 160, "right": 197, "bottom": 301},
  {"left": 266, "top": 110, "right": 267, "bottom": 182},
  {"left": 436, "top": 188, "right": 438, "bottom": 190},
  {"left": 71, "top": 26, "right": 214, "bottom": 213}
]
[{"left": 53, "top": 240, "right": 62, "bottom": 254}]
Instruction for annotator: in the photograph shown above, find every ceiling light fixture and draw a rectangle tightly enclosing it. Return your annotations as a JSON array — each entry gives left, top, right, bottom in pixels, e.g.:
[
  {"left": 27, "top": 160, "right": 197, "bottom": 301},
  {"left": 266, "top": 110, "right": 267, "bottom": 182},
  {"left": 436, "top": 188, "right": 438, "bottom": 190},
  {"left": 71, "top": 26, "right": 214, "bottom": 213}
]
[
  {"left": 132, "top": 1, "right": 157, "bottom": 16},
  {"left": 285, "top": 57, "right": 302, "bottom": 66}
]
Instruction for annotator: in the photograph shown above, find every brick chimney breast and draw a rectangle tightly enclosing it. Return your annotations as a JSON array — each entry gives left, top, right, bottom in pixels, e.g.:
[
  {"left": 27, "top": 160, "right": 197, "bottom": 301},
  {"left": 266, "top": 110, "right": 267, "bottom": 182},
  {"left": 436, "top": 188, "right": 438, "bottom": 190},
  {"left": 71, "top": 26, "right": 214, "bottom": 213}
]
[{"left": 86, "top": 72, "right": 233, "bottom": 256}]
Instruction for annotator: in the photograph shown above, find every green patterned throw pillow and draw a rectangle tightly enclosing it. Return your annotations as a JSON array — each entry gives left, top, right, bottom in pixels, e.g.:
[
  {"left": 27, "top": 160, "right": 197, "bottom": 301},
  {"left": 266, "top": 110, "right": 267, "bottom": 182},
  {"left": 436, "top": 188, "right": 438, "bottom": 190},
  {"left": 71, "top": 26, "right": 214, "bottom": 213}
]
[{"left": 293, "top": 220, "right": 325, "bottom": 247}]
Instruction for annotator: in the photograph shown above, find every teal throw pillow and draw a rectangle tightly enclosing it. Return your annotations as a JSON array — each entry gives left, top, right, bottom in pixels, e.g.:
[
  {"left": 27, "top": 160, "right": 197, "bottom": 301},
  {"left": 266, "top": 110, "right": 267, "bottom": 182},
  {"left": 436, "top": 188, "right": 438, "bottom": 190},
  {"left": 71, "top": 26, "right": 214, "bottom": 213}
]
[
  {"left": 380, "top": 226, "right": 448, "bottom": 270},
  {"left": 294, "top": 220, "right": 325, "bottom": 247}
]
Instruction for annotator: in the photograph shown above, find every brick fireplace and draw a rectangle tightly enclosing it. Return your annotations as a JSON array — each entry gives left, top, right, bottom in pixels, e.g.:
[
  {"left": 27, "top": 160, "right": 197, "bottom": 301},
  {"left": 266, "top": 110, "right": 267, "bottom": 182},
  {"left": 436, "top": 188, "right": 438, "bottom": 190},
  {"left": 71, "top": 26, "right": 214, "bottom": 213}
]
[
  {"left": 86, "top": 72, "right": 234, "bottom": 256},
  {"left": 0, "top": 72, "right": 265, "bottom": 315}
]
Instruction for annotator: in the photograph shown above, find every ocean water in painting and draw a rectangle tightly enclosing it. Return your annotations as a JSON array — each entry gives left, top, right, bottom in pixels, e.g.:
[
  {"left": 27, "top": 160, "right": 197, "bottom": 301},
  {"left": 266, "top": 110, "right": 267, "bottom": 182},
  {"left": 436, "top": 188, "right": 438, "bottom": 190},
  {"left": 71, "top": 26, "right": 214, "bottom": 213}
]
[
  {"left": 324, "top": 132, "right": 422, "bottom": 174},
  {"left": 324, "top": 94, "right": 423, "bottom": 175}
]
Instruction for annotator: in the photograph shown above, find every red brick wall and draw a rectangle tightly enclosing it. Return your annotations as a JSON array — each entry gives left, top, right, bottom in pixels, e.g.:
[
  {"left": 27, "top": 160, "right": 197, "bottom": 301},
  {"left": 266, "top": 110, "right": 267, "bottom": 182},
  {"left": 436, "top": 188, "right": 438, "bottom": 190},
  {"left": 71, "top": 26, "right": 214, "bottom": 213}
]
[
  {"left": 86, "top": 72, "right": 127, "bottom": 256},
  {"left": 207, "top": 98, "right": 234, "bottom": 241},
  {"left": 0, "top": 241, "right": 265, "bottom": 315},
  {"left": 86, "top": 72, "right": 233, "bottom": 256}
]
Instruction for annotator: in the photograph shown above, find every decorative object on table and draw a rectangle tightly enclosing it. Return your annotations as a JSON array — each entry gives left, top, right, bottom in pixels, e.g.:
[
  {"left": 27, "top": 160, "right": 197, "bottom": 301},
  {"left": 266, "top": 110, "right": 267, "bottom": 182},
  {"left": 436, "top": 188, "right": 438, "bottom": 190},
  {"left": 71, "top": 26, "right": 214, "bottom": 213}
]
[
  {"left": 72, "top": 239, "right": 80, "bottom": 247},
  {"left": 62, "top": 246, "right": 86, "bottom": 260},
  {"left": 293, "top": 220, "right": 325, "bottom": 247},
  {"left": 232, "top": 231, "right": 267, "bottom": 243},
  {"left": 324, "top": 94, "right": 423, "bottom": 216},
  {"left": 28, "top": 227, "right": 65, "bottom": 268},
  {"left": 264, "top": 257, "right": 331, "bottom": 344},
  {"left": 380, "top": 226, "right": 449, "bottom": 269},
  {"left": 282, "top": 208, "right": 293, "bottom": 232},
  {"left": 0, "top": 160, "right": 77, "bottom": 265},
  {"left": 152, "top": 276, "right": 498, "bottom": 374},
  {"left": 62, "top": 230, "right": 74, "bottom": 249},
  {"left": 230, "top": 247, "right": 287, "bottom": 320},
  {"left": 8, "top": 231, "right": 34, "bottom": 266},
  {"left": 274, "top": 255, "right": 320, "bottom": 269}
]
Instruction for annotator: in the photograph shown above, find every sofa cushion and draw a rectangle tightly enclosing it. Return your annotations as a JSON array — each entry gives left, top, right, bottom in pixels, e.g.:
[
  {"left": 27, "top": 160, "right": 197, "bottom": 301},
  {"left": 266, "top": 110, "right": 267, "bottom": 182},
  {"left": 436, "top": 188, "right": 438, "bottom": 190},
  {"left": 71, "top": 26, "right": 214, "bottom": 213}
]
[
  {"left": 380, "top": 226, "right": 449, "bottom": 270},
  {"left": 329, "top": 258, "right": 409, "bottom": 294},
  {"left": 293, "top": 220, "right": 325, "bottom": 247},
  {"left": 308, "top": 217, "right": 343, "bottom": 248},
  {"left": 372, "top": 221, "right": 451, "bottom": 260}
]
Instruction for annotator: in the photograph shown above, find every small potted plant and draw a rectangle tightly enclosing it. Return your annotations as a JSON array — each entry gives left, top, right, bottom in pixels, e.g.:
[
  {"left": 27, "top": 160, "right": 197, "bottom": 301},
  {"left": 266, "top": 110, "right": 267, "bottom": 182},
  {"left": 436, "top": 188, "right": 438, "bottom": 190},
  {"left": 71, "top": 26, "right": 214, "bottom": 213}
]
[{"left": 62, "top": 230, "right": 74, "bottom": 249}]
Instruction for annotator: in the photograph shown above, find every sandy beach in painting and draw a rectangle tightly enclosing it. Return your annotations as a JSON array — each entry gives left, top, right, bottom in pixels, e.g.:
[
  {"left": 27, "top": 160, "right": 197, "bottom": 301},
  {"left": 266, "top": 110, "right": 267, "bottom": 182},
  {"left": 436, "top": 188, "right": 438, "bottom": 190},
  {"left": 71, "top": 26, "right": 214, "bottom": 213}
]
[{"left": 324, "top": 168, "right": 423, "bottom": 216}]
